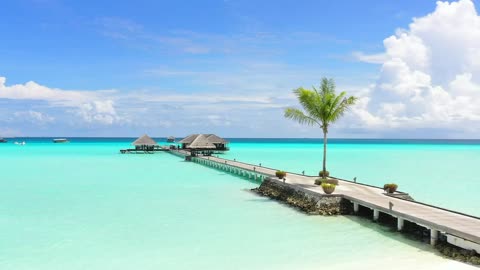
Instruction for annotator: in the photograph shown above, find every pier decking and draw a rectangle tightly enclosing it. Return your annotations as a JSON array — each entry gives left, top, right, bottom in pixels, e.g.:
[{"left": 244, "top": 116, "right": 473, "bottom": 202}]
[
  {"left": 168, "top": 149, "right": 480, "bottom": 252},
  {"left": 120, "top": 146, "right": 169, "bottom": 154}
]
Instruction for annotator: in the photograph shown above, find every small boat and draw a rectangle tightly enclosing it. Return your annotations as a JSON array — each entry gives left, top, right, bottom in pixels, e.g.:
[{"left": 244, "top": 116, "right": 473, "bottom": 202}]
[
  {"left": 14, "top": 141, "right": 26, "bottom": 145},
  {"left": 167, "top": 136, "right": 175, "bottom": 143},
  {"left": 53, "top": 138, "right": 69, "bottom": 143},
  {"left": 0, "top": 138, "right": 7, "bottom": 143}
]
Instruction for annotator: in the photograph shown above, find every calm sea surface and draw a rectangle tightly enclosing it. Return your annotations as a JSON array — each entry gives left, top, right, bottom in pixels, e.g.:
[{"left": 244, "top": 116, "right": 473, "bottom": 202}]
[{"left": 0, "top": 138, "right": 477, "bottom": 269}]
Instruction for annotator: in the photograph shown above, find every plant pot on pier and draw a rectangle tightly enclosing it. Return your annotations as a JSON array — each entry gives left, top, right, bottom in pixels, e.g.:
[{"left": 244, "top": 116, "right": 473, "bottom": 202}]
[
  {"left": 321, "top": 183, "right": 336, "bottom": 194},
  {"left": 383, "top": 183, "right": 398, "bottom": 194},
  {"left": 322, "top": 178, "right": 339, "bottom": 185},
  {"left": 275, "top": 171, "right": 287, "bottom": 180},
  {"left": 319, "top": 170, "right": 330, "bottom": 178},
  {"left": 314, "top": 178, "right": 339, "bottom": 186}
]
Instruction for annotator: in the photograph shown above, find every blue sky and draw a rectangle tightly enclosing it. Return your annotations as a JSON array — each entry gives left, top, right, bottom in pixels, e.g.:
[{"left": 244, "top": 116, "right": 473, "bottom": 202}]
[{"left": 1, "top": 0, "right": 479, "bottom": 138}]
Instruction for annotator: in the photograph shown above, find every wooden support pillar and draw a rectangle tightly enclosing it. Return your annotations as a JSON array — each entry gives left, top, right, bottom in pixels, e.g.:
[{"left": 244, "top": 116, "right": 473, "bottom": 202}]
[
  {"left": 353, "top": 202, "right": 359, "bottom": 213},
  {"left": 431, "top": 229, "right": 439, "bottom": 246},
  {"left": 373, "top": 209, "right": 380, "bottom": 221},
  {"left": 397, "top": 217, "right": 404, "bottom": 231}
]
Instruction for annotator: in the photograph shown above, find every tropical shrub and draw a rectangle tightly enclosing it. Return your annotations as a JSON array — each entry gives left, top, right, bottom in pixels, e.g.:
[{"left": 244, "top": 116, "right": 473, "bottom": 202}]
[
  {"left": 383, "top": 183, "right": 398, "bottom": 193},
  {"left": 319, "top": 170, "right": 330, "bottom": 178},
  {"left": 275, "top": 170, "right": 287, "bottom": 179},
  {"left": 314, "top": 178, "right": 323, "bottom": 185}
]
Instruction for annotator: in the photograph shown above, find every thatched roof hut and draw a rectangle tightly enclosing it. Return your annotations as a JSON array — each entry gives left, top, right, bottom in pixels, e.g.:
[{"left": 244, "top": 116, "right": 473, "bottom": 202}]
[
  {"left": 179, "top": 134, "right": 228, "bottom": 151},
  {"left": 179, "top": 134, "right": 199, "bottom": 144},
  {"left": 188, "top": 134, "right": 216, "bottom": 149},
  {"left": 205, "top": 134, "right": 228, "bottom": 144},
  {"left": 132, "top": 134, "right": 158, "bottom": 146}
]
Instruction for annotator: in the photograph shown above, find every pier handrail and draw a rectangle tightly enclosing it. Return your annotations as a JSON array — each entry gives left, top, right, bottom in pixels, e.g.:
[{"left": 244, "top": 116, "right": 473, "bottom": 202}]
[{"left": 193, "top": 156, "right": 275, "bottom": 177}]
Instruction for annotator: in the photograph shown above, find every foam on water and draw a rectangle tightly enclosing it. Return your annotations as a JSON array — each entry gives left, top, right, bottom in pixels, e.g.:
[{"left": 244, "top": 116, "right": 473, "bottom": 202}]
[{"left": 0, "top": 139, "right": 477, "bottom": 269}]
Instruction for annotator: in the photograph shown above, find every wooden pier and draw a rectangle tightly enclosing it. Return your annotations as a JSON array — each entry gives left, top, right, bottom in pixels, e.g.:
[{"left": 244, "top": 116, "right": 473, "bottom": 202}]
[
  {"left": 120, "top": 146, "right": 169, "bottom": 154},
  {"left": 168, "top": 149, "right": 480, "bottom": 253}
]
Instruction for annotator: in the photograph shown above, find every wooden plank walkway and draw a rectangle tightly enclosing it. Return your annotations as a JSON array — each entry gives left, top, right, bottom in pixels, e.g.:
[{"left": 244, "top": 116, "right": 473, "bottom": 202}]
[{"left": 169, "top": 150, "right": 480, "bottom": 251}]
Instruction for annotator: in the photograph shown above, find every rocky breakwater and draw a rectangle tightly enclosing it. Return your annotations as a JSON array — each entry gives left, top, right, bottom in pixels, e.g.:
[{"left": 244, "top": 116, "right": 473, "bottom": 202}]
[{"left": 252, "top": 177, "right": 351, "bottom": 215}]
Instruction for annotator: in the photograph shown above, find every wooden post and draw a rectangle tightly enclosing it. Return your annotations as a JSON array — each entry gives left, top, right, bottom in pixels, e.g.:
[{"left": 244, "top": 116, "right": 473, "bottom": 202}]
[
  {"left": 353, "top": 202, "right": 359, "bottom": 213},
  {"left": 397, "top": 218, "right": 404, "bottom": 231},
  {"left": 373, "top": 209, "right": 380, "bottom": 221},
  {"left": 431, "top": 229, "right": 439, "bottom": 246}
]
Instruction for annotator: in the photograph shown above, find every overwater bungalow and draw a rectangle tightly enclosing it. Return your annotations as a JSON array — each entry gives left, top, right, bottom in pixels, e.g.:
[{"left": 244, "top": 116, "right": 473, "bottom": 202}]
[
  {"left": 167, "top": 136, "right": 175, "bottom": 143},
  {"left": 0, "top": 138, "right": 7, "bottom": 143},
  {"left": 53, "top": 138, "right": 69, "bottom": 143},
  {"left": 132, "top": 134, "right": 158, "bottom": 152},
  {"left": 179, "top": 134, "right": 229, "bottom": 154},
  {"left": 204, "top": 134, "right": 229, "bottom": 150},
  {"left": 120, "top": 134, "right": 168, "bottom": 154}
]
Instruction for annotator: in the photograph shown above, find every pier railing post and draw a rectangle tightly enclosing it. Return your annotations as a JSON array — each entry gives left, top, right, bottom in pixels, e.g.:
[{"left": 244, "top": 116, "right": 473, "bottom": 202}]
[
  {"left": 373, "top": 209, "right": 380, "bottom": 221},
  {"left": 430, "top": 229, "right": 439, "bottom": 246},
  {"left": 397, "top": 217, "right": 404, "bottom": 231}
]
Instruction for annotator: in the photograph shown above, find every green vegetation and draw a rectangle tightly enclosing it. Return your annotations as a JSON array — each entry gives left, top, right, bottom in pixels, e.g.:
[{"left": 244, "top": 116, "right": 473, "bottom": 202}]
[
  {"left": 383, "top": 183, "right": 398, "bottom": 193},
  {"left": 275, "top": 170, "right": 287, "bottom": 179},
  {"left": 319, "top": 170, "right": 330, "bottom": 177},
  {"left": 284, "top": 78, "right": 357, "bottom": 180},
  {"left": 315, "top": 178, "right": 338, "bottom": 186}
]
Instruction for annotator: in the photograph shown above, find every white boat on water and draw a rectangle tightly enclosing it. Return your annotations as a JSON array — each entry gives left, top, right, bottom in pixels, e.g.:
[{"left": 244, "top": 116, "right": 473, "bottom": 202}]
[
  {"left": 53, "top": 138, "right": 69, "bottom": 143},
  {"left": 14, "top": 141, "right": 26, "bottom": 145}
]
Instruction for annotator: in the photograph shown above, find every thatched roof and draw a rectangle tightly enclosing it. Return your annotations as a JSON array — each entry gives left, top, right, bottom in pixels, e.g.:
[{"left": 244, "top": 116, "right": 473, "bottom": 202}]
[
  {"left": 187, "top": 134, "right": 216, "bottom": 149},
  {"left": 179, "top": 134, "right": 228, "bottom": 145},
  {"left": 132, "top": 134, "right": 158, "bottom": 146},
  {"left": 206, "top": 134, "right": 228, "bottom": 144},
  {"left": 179, "top": 134, "right": 199, "bottom": 144}
]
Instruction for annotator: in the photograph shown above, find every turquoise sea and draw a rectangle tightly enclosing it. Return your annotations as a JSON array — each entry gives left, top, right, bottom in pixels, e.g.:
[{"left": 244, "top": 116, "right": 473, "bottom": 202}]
[{"left": 0, "top": 138, "right": 478, "bottom": 270}]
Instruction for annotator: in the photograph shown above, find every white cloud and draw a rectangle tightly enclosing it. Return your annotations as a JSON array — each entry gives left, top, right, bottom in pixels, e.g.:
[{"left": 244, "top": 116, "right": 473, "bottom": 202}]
[
  {"left": 75, "top": 100, "right": 120, "bottom": 125},
  {"left": 0, "top": 77, "right": 121, "bottom": 125},
  {"left": 353, "top": 0, "right": 480, "bottom": 134}
]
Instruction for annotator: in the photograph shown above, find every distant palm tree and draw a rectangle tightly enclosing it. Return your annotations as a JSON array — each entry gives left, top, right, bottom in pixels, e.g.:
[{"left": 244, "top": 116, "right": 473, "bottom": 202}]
[{"left": 284, "top": 78, "right": 357, "bottom": 179}]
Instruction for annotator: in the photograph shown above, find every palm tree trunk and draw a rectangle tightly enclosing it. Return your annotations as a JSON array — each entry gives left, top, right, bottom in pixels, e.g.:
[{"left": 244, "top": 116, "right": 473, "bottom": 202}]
[{"left": 322, "top": 128, "right": 327, "bottom": 178}]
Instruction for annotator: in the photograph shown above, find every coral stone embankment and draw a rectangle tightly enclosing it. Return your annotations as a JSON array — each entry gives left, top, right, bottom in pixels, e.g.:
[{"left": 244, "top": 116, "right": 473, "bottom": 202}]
[{"left": 252, "top": 178, "right": 352, "bottom": 215}]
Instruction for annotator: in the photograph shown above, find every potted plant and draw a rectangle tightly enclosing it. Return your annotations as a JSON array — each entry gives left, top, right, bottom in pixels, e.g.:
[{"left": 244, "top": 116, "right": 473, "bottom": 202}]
[
  {"left": 316, "top": 170, "right": 339, "bottom": 185},
  {"left": 383, "top": 183, "right": 398, "bottom": 194},
  {"left": 275, "top": 170, "right": 287, "bottom": 182},
  {"left": 319, "top": 170, "right": 330, "bottom": 178},
  {"left": 321, "top": 183, "right": 336, "bottom": 194}
]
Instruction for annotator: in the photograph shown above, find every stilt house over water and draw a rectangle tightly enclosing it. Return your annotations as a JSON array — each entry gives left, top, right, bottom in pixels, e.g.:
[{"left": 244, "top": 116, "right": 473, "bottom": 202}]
[
  {"left": 179, "top": 134, "right": 229, "bottom": 153},
  {"left": 132, "top": 134, "right": 158, "bottom": 151}
]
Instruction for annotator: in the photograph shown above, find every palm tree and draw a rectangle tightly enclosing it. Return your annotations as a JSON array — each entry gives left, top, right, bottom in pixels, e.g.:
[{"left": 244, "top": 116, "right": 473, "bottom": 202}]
[{"left": 284, "top": 78, "right": 357, "bottom": 179}]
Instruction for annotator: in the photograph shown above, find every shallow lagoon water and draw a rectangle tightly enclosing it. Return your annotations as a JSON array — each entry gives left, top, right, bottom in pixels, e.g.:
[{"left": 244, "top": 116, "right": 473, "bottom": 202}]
[{"left": 0, "top": 139, "right": 477, "bottom": 269}]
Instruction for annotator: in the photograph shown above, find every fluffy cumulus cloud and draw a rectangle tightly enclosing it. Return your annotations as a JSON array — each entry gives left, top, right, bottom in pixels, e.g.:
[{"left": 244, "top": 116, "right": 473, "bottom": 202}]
[
  {"left": 354, "top": 0, "right": 480, "bottom": 134},
  {"left": 0, "top": 77, "right": 121, "bottom": 125}
]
